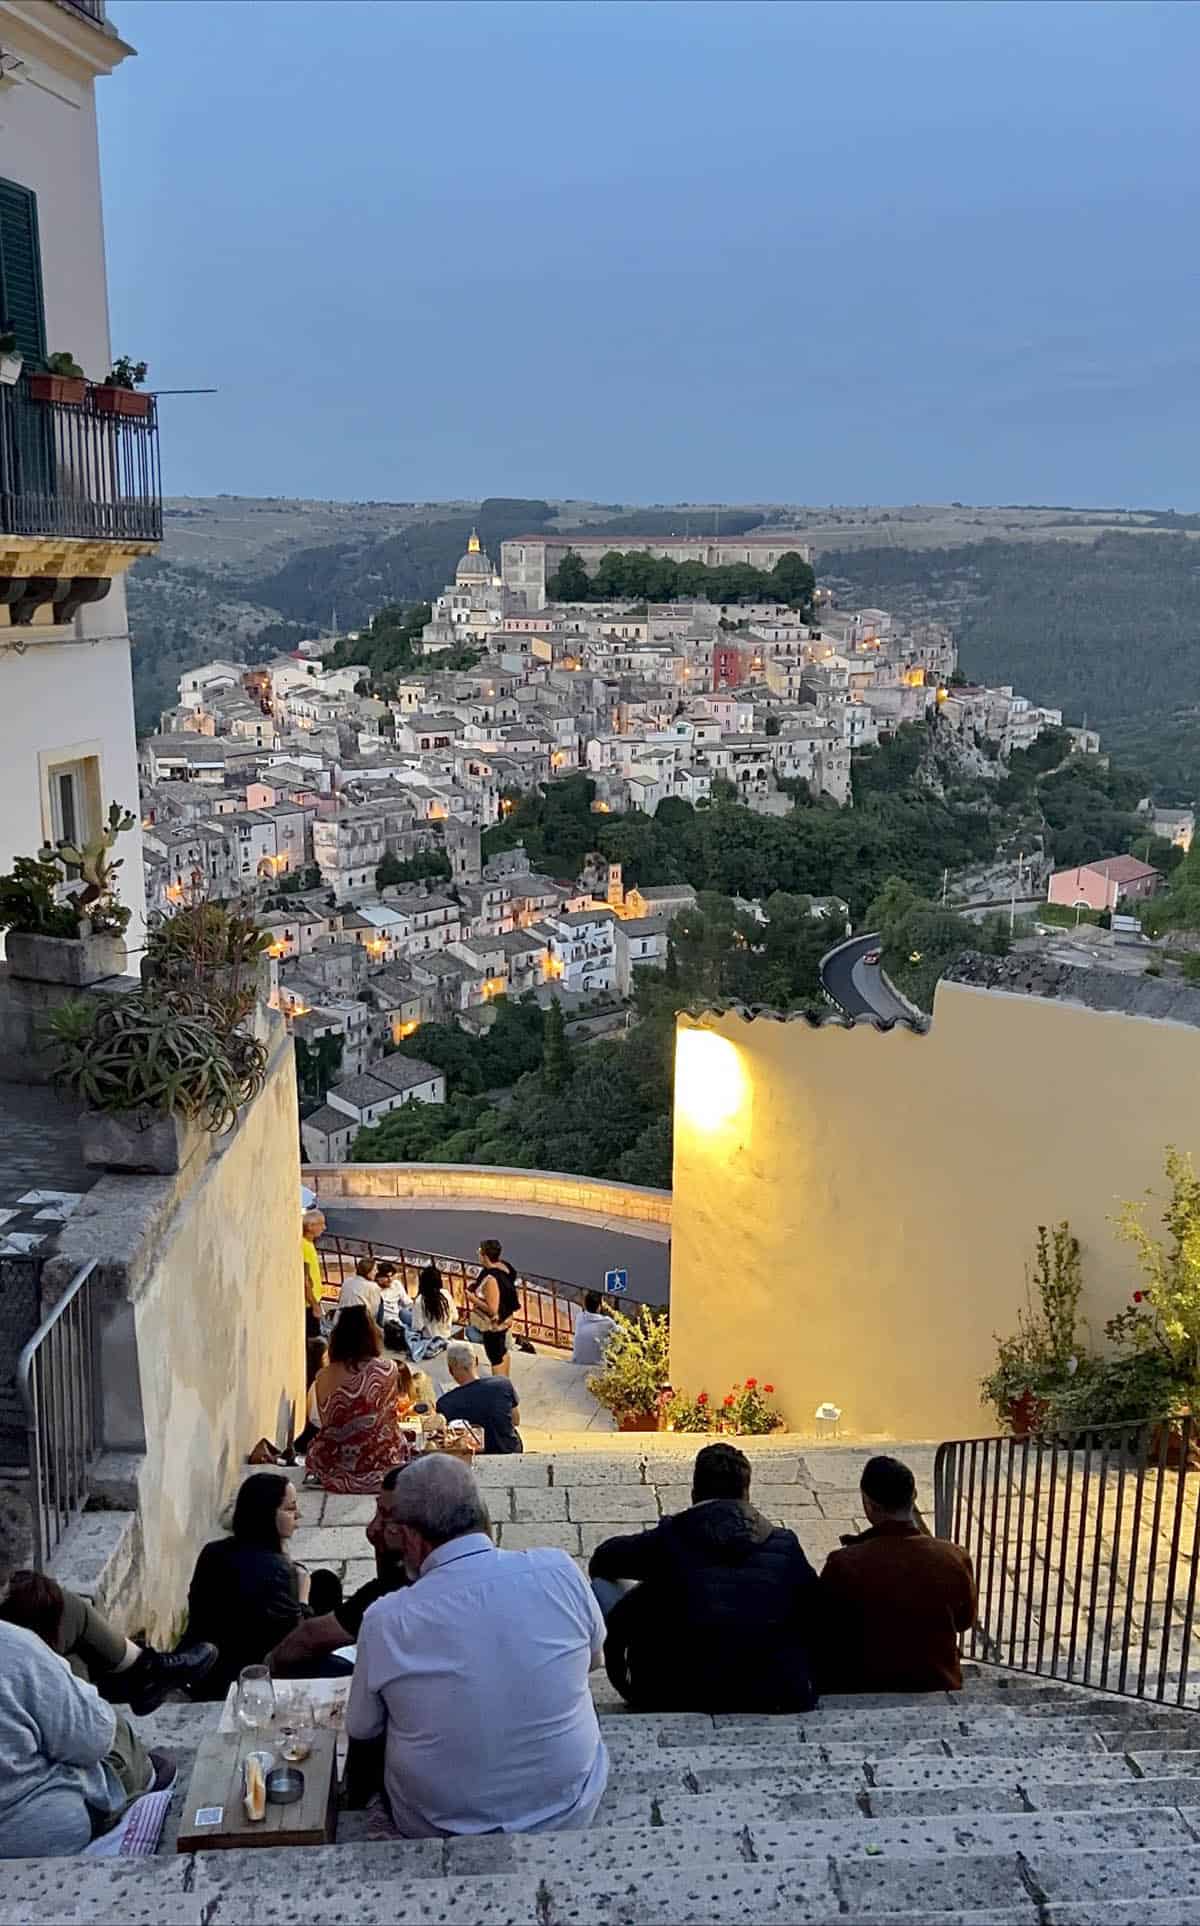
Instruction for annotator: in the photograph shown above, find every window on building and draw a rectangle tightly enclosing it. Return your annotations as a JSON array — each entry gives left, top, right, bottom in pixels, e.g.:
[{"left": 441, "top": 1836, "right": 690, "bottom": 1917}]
[
  {"left": 0, "top": 178, "right": 46, "bottom": 364},
  {"left": 43, "top": 753, "right": 101, "bottom": 860}
]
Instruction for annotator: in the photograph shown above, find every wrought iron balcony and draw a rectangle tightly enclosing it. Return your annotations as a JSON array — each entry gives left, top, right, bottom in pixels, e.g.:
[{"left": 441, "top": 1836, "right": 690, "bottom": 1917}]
[
  {"left": 55, "top": 0, "right": 107, "bottom": 23},
  {"left": 0, "top": 372, "right": 162, "bottom": 546}
]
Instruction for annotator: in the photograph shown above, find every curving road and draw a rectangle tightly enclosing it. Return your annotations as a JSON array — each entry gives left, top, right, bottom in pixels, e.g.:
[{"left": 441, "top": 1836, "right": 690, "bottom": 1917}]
[
  {"left": 322, "top": 1204, "right": 671, "bottom": 1307},
  {"left": 819, "top": 932, "right": 921, "bottom": 1024}
]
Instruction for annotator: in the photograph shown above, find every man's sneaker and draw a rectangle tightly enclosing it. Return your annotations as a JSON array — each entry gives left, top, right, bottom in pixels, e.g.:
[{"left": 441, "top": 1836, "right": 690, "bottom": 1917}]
[
  {"left": 148, "top": 1750, "right": 177, "bottom": 1794},
  {"left": 127, "top": 1640, "right": 219, "bottom": 1716}
]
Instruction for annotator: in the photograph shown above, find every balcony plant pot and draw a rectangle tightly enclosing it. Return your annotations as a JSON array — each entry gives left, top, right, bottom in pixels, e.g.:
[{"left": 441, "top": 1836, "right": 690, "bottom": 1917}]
[
  {"left": 616, "top": 1410, "right": 662, "bottom": 1433},
  {"left": 1007, "top": 1390, "right": 1049, "bottom": 1440},
  {"left": 80, "top": 1105, "right": 207, "bottom": 1176},
  {"left": 5, "top": 928, "right": 127, "bottom": 987},
  {"left": 91, "top": 384, "right": 151, "bottom": 419},
  {"left": 28, "top": 371, "right": 87, "bottom": 406}
]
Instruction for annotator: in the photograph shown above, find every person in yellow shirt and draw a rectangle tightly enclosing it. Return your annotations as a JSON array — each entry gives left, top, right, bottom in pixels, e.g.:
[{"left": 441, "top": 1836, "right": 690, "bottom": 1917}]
[{"left": 302, "top": 1209, "right": 326, "bottom": 1336}]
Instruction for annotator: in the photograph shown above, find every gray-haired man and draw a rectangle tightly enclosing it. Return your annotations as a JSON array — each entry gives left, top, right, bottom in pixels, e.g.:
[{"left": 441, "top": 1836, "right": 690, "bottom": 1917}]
[{"left": 346, "top": 1455, "right": 606, "bottom": 1836}]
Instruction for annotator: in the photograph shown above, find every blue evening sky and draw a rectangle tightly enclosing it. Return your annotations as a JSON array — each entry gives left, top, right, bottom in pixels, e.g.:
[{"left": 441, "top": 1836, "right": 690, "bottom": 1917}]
[{"left": 102, "top": 0, "right": 1200, "bottom": 508}]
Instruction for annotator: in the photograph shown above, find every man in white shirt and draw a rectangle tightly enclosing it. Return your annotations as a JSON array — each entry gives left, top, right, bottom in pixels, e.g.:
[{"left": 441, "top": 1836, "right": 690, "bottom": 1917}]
[
  {"left": 572, "top": 1292, "right": 616, "bottom": 1368},
  {"left": 347, "top": 1455, "right": 608, "bottom": 1837},
  {"left": 337, "top": 1257, "right": 383, "bottom": 1328}
]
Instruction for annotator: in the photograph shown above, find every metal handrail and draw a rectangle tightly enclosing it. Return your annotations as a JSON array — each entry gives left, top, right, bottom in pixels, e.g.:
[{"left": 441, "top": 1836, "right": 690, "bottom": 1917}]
[
  {"left": 934, "top": 1420, "right": 1200, "bottom": 1705},
  {"left": 315, "top": 1231, "right": 656, "bottom": 1352},
  {"left": 16, "top": 1261, "right": 101, "bottom": 1570}
]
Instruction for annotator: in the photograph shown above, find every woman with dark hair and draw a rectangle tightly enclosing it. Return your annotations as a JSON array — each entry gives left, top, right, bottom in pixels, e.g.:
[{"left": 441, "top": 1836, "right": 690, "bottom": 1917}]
[
  {"left": 407, "top": 1263, "right": 455, "bottom": 1362},
  {"left": 303, "top": 1306, "right": 414, "bottom": 1494},
  {"left": 185, "top": 1472, "right": 310, "bottom": 1700}
]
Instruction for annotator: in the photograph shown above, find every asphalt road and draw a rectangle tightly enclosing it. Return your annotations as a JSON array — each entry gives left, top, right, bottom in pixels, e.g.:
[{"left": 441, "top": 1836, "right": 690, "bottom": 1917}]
[
  {"left": 820, "top": 931, "right": 918, "bottom": 1024},
  {"left": 323, "top": 1205, "right": 670, "bottom": 1306}
]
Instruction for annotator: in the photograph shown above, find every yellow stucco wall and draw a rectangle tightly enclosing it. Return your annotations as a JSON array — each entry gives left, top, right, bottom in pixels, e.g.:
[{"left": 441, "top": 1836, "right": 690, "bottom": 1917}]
[{"left": 669, "top": 985, "right": 1200, "bottom": 1440}]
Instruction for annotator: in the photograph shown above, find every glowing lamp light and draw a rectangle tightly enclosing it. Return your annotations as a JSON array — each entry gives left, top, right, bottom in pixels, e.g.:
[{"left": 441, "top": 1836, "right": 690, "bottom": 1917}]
[{"left": 675, "top": 1027, "right": 748, "bottom": 1134}]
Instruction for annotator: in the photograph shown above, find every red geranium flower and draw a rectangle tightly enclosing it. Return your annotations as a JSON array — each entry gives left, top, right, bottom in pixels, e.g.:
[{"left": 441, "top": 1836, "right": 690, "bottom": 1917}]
[
  {"left": 745, "top": 1378, "right": 758, "bottom": 1390},
  {"left": 723, "top": 1394, "right": 735, "bottom": 1407},
  {"left": 697, "top": 1391, "right": 709, "bottom": 1406},
  {"left": 764, "top": 1384, "right": 775, "bottom": 1395},
  {"left": 1133, "top": 1291, "right": 1145, "bottom": 1303}
]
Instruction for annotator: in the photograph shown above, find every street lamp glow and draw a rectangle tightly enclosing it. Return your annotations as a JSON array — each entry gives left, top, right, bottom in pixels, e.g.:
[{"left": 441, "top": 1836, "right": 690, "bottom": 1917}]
[{"left": 675, "top": 1028, "right": 748, "bottom": 1133}]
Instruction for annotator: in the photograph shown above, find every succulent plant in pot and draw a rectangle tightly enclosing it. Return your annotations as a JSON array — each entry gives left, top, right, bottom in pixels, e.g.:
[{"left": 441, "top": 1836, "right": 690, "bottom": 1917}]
[
  {"left": 142, "top": 900, "right": 271, "bottom": 1032},
  {"left": 1, "top": 803, "right": 136, "bottom": 985},
  {"left": 45, "top": 991, "right": 269, "bottom": 1173}
]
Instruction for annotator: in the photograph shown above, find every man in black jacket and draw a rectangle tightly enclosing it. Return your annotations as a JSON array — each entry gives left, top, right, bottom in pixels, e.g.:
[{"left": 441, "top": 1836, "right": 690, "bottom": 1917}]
[{"left": 588, "top": 1443, "right": 819, "bottom": 1713}]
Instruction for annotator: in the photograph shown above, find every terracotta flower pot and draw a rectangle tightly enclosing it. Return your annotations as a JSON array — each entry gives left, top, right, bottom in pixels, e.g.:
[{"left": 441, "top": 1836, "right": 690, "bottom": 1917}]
[
  {"left": 91, "top": 384, "right": 151, "bottom": 418},
  {"left": 28, "top": 372, "right": 87, "bottom": 406},
  {"left": 1008, "top": 1390, "right": 1049, "bottom": 1439},
  {"left": 617, "top": 1411, "right": 661, "bottom": 1433}
]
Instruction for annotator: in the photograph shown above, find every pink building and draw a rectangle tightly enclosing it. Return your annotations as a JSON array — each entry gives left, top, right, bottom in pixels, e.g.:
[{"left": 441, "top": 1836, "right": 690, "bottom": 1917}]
[{"left": 1047, "top": 854, "right": 1160, "bottom": 913}]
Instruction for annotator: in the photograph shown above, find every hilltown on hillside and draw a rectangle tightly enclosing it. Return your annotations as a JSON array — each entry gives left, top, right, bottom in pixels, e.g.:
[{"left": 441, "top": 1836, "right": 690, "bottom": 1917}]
[{"left": 136, "top": 529, "right": 1130, "bottom": 1161}]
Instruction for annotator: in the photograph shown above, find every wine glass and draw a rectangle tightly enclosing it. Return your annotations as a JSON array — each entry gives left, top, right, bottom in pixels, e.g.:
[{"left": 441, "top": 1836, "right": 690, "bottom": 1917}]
[{"left": 236, "top": 1664, "right": 275, "bottom": 1736}]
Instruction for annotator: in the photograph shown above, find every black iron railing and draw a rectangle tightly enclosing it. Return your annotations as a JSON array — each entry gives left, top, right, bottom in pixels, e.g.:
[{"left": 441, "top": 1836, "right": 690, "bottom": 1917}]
[
  {"left": 56, "top": 0, "right": 106, "bottom": 23},
  {"left": 0, "top": 375, "right": 162, "bottom": 544},
  {"left": 16, "top": 1261, "right": 101, "bottom": 1569},
  {"left": 934, "top": 1421, "right": 1200, "bottom": 1705},
  {"left": 315, "top": 1231, "right": 655, "bottom": 1353}
]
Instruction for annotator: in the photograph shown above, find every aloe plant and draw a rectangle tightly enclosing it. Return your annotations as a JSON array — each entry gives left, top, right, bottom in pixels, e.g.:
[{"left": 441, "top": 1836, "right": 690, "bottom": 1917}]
[
  {"left": 46, "top": 993, "right": 268, "bottom": 1133},
  {"left": 144, "top": 901, "right": 271, "bottom": 1030}
]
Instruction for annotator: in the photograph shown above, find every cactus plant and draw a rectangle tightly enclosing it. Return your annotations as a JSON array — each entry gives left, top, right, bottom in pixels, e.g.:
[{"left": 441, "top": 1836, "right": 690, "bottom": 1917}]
[
  {"left": 143, "top": 900, "right": 271, "bottom": 1031},
  {"left": 41, "top": 801, "right": 136, "bottom": 936},
  {"left": 45, "top": 992, "right": 268, "bottom": 1134}
]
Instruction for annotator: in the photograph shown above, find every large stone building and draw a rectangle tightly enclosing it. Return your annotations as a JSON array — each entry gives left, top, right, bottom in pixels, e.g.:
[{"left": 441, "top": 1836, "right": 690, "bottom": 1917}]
[
  {"left": 0, "top": 0, "right": 161, "bottom": 944},
  {"left": 419, "top": 531, "right": 507, "bottom": 653},
  {"left": 501, "top": 533, "right": 815, "bottom": 610}
]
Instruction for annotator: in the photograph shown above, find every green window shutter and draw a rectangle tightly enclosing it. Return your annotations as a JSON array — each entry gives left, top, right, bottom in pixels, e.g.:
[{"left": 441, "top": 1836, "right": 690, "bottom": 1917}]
[{"left": 0, "top": 178, "right": 46, "bottom": 365}]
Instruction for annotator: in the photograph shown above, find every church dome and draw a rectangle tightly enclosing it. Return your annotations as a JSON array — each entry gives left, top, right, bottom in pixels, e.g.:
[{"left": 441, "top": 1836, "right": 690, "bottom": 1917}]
[{"left": 455, "top": 530, "right": 492, "bottom": 579}]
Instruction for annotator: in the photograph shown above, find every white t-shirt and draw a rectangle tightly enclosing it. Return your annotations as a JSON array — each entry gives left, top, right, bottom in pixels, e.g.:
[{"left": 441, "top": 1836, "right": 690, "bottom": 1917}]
[
  {"left": 338, "top": 1274, "right": 383, "bottom": 1323},
  {"left": 411, "top": 1292, "right": 454, "bottom": 1342},
  {"left": 572, "top": 1309, "right": 616, "bottom": 1367}
]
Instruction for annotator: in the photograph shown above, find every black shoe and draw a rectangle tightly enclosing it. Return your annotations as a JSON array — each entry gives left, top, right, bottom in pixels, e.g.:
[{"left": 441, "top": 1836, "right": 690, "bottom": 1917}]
[
  {"left": 148, "top": 1749, "right": 177, "bottom": 1794},
  {"left": 128, "top": 1641, "right": 219, "bottom": 1716}
]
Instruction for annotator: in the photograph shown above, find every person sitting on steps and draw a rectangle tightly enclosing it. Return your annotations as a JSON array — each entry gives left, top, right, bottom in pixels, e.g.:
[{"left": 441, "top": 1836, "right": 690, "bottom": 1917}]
[
  {"left": 589, "top": 1442, "right": 820, "bottom": 1713},
  {"left": 818, "top": 1455, "right": 977, "bottom": 1693},
  {"left": 0, "top": 1569, "right": 217, "bottom": 1715},
  {"left": 0, "top": 1617, "right": 177, "bottom": 1858},
  {"left": 436, "top": 1340, "right": 522, "bottom": 1455}
]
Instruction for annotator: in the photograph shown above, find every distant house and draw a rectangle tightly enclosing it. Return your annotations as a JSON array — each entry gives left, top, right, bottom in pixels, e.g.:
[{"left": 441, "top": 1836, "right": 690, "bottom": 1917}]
[
  {"left": 300, "top": 1054, "right": 446, "bottom": 1163},
  {"left": 1047, "top": 855, "right": 1161, "bottom": 913}
]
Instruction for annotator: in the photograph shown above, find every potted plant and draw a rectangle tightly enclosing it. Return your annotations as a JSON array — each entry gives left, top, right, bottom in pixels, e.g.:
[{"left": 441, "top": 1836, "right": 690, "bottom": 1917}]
[
  {"left": 981, "top": 1223, "right": 1085, "bottom": 1436},
  {"left": 0, "top": 803, "right": 135, "bottom": 986},
  {"left": 586, "top": 1305, "right": 671, "bottom": 1431},
  {"left": 91, "top": 355, "right": 150, "bottom": 419},
  {"left": 0, "top": 327, "right": 22, "bottom": 388},
  {"left": 29, "top": 351, "right": 86, "bottom": 406},
  {"left": 1105, "top": 1148, "right": 1200, "bottom": 1461},
  {"left": 45, "top": 991, "right": 269, "bottom": 1174},
  {"left": 717, "top": 1379, "right": 783, "bottom": 1435},
  {"left": 142, "top": 900, "right": 271, "bottom": 1032}
]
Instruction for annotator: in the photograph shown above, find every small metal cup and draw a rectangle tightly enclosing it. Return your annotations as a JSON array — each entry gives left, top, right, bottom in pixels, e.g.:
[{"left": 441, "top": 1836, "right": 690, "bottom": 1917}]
[{"left": 264, "top": 1766, "right": 304, "bottom": 1806}]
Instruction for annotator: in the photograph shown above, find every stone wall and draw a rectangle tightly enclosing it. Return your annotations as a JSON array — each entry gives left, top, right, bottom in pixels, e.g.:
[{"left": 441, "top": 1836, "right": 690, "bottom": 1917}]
[
  {"left": 47, "top": 1019, "right": 304, "bottom": 1639},
  {"left": 669, "top": 984, "right": 1200, "bottom": 1439},
  {"left": 305, "top": 1161, "right": 672, "bottom": 1226}
]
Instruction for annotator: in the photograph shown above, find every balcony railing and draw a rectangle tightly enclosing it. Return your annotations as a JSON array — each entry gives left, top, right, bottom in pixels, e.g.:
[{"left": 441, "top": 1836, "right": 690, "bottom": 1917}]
[
  {"left": 56, "top": 0, "right": 106, "bottom": 22},
  {"left": 316, "top": 1231, "right": 656, "bottom": 1352},
  {"left": 0, "top": 374, "right": 162, "bottom": 544}
]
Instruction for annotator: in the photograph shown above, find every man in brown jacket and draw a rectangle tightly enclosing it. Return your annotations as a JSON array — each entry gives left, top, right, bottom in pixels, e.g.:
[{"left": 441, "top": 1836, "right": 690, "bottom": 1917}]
[{"left": 819, "top": 1455, "right": 977, "bottom": 1692}]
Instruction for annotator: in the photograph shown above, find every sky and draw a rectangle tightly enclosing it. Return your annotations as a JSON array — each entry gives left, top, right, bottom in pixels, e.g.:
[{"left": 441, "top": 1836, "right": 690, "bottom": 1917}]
[{"left": 101, "top": 0, "right": 1200, "bottom": 509}]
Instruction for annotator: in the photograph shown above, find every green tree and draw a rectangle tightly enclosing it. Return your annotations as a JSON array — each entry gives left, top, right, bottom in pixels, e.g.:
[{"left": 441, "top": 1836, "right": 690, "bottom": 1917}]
[
  {"left": 295, "top": 1032, "right": 343, "bottom": 1104},
  {"left": 770, "top": 551, "right": 816, "bottom": 611},
  {"left": 376, "top": 848, "right": 452, "bottom": 890},
  {"left": 542, "top": 997, "right": 572, "bottom": 1093},
  {"left": 546, "top": 549, "right": 591, "bottom": 600}
]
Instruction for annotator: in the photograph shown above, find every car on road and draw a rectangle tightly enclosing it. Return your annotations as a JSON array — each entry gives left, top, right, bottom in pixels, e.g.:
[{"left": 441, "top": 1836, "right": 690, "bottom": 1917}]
[{"left": 862, "top": 948, "right": 881, "bottom": 966}]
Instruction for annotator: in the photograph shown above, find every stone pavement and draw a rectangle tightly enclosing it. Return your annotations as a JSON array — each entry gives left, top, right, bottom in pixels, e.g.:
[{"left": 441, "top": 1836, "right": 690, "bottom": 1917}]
[{"left": 0, "top": 1080, "right": 93, "bottom": 1254}]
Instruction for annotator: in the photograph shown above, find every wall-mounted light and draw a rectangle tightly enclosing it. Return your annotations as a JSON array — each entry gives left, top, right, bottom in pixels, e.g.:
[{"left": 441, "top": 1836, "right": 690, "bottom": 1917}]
[{"left": 675, "top": 1027, "right": 749, "bottom": 1134}]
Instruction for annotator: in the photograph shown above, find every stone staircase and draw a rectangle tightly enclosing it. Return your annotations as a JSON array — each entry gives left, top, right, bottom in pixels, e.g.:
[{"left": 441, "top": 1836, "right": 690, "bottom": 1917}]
[{"left": 8, "top": 1445, "right": 1200, "bottom": 1923}]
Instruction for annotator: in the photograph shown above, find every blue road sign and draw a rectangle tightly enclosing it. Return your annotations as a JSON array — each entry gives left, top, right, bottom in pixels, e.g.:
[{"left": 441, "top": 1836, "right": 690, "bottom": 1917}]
[{"left": 604, "top": 1268, "right": 629, "bottom": 1297}]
